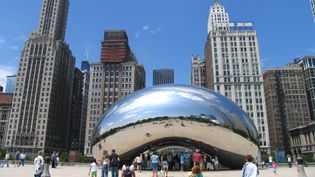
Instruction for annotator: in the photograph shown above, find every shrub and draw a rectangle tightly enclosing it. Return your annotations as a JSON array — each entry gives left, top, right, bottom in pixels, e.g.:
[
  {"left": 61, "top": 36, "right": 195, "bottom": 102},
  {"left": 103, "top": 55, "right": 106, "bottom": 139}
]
[{"left": 59, "top": 152, "right": 68, "bottom": 162}]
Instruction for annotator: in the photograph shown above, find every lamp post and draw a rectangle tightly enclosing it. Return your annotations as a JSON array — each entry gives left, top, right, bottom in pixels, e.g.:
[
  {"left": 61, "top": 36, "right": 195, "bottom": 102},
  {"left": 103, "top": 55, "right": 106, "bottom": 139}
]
[{"left": 42, "top": 157, "right": 51, "bottom": 177}]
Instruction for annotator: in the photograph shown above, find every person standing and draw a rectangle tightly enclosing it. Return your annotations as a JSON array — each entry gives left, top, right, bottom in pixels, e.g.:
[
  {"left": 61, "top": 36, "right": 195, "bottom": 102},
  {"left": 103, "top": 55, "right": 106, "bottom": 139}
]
[
  {"left": 287, "top": 154, "right": 292, "bottom": 168},
  {"left": 180, "top": 152, "right": 185, "bottom": 171},
  {"left": 0, "top": 153, "right": 10, "bottom": 167},
  {"left": 109, "top": 149, "right": 120, "bottom": 177},
  {"left": 121, "top": 162, "right": 136, "bottom": 177},
  {"left": 161, "top": 154, "right": 169, "bottom": 177},
  {"left": 268, "top": 155, "right": 273, "bottom": 168},
  {"left": 51, "top": 151, "right": 57, "bottom": 168},
  {"left": 271, "top": 161, "right": 277, "bottom": 175},
  {"left": 242, "top": 154, "right": 258, "bottom": 177},
  {"left": 192, "top": 149, "right": 202, "bottom": 168},
  {"left": 101, "top": 153, "right": 110, "bottom": 177},
  {"left": 296, "top": 156, "right": 308, "bottom": 177},
  {"left": 150, "top": 152, "right": 159, "bottom": 177},
  {"left": 88, "top": 159, "right": 98, "bottom": 177},
  {"left": 18, "top": 153, "right": 26, "bottom": 167},
  {"left": 34, "top": 151, "right": 44, "bottom": 177},
  {"left": 146, "top": 153, "right": 151, "bottom": 170},
  {"left": 135, "top": 154, "right": 142, "bottom": 173},
  {"left": 14, "top": 151, "right": 20, "bottom": 167}
]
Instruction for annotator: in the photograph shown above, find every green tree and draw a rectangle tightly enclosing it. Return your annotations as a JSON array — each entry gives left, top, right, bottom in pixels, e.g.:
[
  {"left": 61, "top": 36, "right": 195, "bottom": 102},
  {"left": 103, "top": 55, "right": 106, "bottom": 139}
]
[
  {"left": 0, "top": 148, "right": 6, "bottom": 159},
  {"left": 59, "top": 152, "right": 68, "bottom": 162}
]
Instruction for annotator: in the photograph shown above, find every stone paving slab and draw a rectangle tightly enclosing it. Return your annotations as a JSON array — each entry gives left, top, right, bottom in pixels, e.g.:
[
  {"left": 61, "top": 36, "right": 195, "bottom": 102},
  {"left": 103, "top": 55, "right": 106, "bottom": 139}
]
[{"left": 0, "top": 165, "right": 315, "bottom": 177}]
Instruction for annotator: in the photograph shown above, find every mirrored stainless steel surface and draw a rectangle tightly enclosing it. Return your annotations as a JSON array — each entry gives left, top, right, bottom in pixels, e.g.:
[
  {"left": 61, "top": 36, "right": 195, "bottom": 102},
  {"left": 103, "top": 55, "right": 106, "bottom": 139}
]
[{"left": 92, "top": 85, "right": 259, "bottom": 168}]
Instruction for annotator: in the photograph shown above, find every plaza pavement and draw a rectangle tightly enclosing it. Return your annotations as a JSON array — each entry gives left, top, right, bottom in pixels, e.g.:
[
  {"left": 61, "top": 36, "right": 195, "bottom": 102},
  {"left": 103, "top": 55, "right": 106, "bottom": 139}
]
[{"left": 0, "top": 165, "right": 315, "bottom": 177}]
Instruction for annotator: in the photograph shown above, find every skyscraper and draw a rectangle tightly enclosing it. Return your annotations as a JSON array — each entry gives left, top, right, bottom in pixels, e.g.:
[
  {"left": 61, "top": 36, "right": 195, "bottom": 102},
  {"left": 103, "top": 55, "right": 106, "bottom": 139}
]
[
  {"left": 5, "top": 0, "right": 75, "bottom": 153},
  {"left": 191, "top": 55, "right": 206, "bottom": 87},
  {"left": 263, "top": 63, "right": 311, "bottom": 154},
  {"left": 153, "top": 69, "right": 174, "bottom": 85},
  {"left": 5, "top": 75, "right": 16, "bottom": 93},
  {"left": 205, "top": 0, "right": 270, "bottom": 151},
  {"left": 81, "top": 61, "right": 90, "bottom": 72},
  {"left": 84, "top": 30, "right": 145, "bottom": 155},
  {"left": 299, "top": 56, "right": 315, "bottom": 121},
  {"left": 311, "top": 0, "right": 315, "bottom": 22}
]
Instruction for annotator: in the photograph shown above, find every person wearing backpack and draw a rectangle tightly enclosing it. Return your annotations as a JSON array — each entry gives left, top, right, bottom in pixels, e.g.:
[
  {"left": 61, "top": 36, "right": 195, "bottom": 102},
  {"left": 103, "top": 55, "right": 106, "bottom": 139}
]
[
  {"left": 121, "top": 163, "right": 136, "bottom": 177},
  {"left": 242, "top": 155, "right": 258, "bottom": 177},
  {"left": 109, "top": 149, "right": 120, "bottom": 177}
]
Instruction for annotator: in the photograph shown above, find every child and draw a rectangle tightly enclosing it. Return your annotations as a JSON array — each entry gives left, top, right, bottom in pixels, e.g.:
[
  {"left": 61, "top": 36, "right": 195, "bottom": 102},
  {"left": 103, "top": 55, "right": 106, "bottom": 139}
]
[
  {"left": 188, "top": 166, "right": 203, "bottom": 177},
  {"left": 89, "top": 159, "right": 98, "bottom": 177},
  {"left": 271, "top": 161, "right": 277, "bottom": 175}
]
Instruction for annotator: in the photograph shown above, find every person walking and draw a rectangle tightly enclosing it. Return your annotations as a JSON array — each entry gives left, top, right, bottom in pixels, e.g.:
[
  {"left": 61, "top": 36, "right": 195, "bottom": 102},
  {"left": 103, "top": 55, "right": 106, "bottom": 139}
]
[
  {"left": 150, "top": 152, "right": 159, "bottom": 177},
  {"left": 101, "top": 152, "right": 109, "bottom": 177},
  {"left": 242, "top": 154, "right": 258, "bottom": 177},
  {"left": 0, "top": 153, "right": 10, "bottom": 167},
  {"left": 135, "top": 154, "right": 142, "bottom": 173},
  {"left": 14, "top": 151, "right": 20, "bottom": 167},
  {"left": 34, "top": 151, "right": 44, "bottom": 177},
  {"left": 109, "top": 149, "right": 120, "bottom": 177},
  {"left": 271, "top": 161, "right": 277, "bottom": 175},
  {"left": 287, "top": 154, "right": 292, "bottom": 168},
  {"left": 18, "top": 153, "right": 26, "bottom": 167},
  {"left": 296, "top": 156, "right": 308, "bottom": 177},
  {"left": 161, "top": 154, "right": 169, "bottom": 177},
  {"left": 88, "top": 159, "right": 98, "bottom": 177}
]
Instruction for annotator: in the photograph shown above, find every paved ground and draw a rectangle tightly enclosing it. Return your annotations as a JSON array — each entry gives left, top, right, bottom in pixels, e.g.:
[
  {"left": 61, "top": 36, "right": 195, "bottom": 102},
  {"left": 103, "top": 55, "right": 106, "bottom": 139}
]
[{"left": 0, "top": 165, "right": 315, "bottom": 177}]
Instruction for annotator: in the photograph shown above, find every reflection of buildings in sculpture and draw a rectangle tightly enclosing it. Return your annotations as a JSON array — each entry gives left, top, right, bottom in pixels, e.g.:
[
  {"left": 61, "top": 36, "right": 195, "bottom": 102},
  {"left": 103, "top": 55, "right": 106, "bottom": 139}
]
[
  {"left": 191, "top": 55, "right": 206, "bottom": 87},
  {"left": 0, "top": 93, "right": 12, "bottom": 148},
  {"left": 92, "top": 85, "right": 259, "bottom": 169},
  {"left": 153, "top": 69, "right": 174, "bottom": 86},
  {"left": 84, "top": 30, "right": 145, "bottom": 156},
  {"left": 289, "top": 122, "right": 315, "bottom": 160},
  {"left": 205, "top": 0, "right": 270, "bottom": 151},
  {"left": 5, "top": 0, "right": 75, "bottom": 153},
  {"left": 263, "top": 63, "right": 311, "bottom": 154}
]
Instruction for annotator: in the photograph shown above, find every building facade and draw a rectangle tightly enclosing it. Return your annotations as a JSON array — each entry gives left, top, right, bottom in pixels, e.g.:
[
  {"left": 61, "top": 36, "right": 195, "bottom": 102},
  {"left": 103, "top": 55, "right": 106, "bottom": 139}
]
[
  {"left": 5, "top": 75, "right": 16, "bottom": 93},
  {"left": 153, "top": 69, "right": 174, "bottom": 86},
  {"left": 0, "top": 93, "right": 13, "bottom": 148},
  {"left": 0, "top": 86, "right": 3, "bottom": 93},
  {"left": 191, "top": 55, "right": 206, "bottom": 87},
  {"left": 205, "top": 0, "right": 270, "bottom": 150},
  {"left": 5, "top": 0, "right": 75, "bottom": 153},
  {"left": 311, "top": 0, "right": 315, "bottom": 22},
  {"left": 290, "top": 122, "right": 315, "bottom": 160},
  {"left": 84, "top": 30, "right": 145, "bottom": 155},
  {"left": 69, "top": 68, "right": 83, "bottom": 150},
  {"left": 263, "top": 63, "right": 311, "bottom": 154},
  {"left": 299, "top": 56, "right": 315, "bottom": 121}
]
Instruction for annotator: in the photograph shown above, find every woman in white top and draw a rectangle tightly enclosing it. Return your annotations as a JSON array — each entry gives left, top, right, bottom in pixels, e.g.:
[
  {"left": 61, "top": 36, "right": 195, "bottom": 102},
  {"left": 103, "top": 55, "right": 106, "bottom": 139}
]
[
  {"left": 135, "top": 154, "right": 143, "bottom": 173},
  {"left": 242, "top": 155, "right": 258, "bottom": 177},
  {"left": 102, "top": 153, "right": 110, "bottom": 177},
  {"left": 34, "top": 151, "right": 44, "bottom": 177}
]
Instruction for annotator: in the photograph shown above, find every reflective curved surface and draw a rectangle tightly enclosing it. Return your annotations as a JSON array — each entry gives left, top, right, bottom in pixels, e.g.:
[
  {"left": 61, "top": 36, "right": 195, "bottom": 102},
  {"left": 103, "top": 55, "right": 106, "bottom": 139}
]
[{"left": 92, "top": 85, "right": 259, "bottom": 168}]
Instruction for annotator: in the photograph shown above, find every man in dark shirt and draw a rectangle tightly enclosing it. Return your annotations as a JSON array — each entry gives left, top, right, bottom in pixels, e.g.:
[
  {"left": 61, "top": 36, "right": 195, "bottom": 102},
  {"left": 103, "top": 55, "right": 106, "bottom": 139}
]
[{"left": 109, "top": 149, "right": 120, "bottom": 177}]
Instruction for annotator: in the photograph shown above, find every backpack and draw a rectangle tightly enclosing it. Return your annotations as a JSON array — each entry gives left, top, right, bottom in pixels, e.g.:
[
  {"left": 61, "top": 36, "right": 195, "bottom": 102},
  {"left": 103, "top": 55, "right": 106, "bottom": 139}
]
[
  {"left": 110, "top": 155, "right": 119, "bottom": 166},
  {"left": 124, "top": 166, "right": 132, "bottom": 177}
]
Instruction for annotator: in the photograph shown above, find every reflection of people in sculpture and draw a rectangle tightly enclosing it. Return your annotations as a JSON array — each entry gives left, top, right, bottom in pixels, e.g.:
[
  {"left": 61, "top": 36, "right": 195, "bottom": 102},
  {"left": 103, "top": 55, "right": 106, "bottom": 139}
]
[{"left": 296, "top": 156, "right": 307, "bottom": 177}]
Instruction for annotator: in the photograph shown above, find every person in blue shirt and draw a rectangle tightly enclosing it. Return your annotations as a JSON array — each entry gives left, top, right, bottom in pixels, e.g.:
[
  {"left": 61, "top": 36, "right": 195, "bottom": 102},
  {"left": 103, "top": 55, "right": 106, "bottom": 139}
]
[{"left": 150, "top": 152, "right": 159, "bottom": 177}]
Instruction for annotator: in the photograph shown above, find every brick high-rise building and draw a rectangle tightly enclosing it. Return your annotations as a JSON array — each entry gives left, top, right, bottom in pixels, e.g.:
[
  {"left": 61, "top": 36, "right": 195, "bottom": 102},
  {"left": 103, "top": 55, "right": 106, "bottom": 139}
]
[
  {"left": 205, "top": 0, "right": 270, "bottom": 151},
  {"left": 5, "top": 0, "right": 75, "bottom": 153},
  {"left": 0, "top": 93, "right": 12, "bottom": 148},
  {"left": 84, "top": 30, "right": 145, "bottom": 155},
  {"left": 263, "top": 63, "right": 311, "bottom": 154}
]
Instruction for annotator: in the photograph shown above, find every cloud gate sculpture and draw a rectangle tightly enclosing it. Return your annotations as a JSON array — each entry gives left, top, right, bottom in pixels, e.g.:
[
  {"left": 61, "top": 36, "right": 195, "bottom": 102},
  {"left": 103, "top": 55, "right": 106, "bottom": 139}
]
[{"left": 92, "top": 85, "right": 259, "bottom": 168}]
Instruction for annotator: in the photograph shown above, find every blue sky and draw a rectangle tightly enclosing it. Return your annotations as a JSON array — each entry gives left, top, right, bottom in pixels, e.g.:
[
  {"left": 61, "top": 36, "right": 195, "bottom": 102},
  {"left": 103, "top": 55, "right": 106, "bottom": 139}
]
[{"left": 0, "top": 0, "right": 314, "bottom": 88}]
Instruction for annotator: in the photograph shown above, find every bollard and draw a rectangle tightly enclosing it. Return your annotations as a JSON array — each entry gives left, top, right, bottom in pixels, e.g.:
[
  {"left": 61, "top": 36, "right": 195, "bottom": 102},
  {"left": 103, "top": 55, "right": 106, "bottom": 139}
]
[{"left": 42, "top": 157, "right": 51, "bottom": 177}]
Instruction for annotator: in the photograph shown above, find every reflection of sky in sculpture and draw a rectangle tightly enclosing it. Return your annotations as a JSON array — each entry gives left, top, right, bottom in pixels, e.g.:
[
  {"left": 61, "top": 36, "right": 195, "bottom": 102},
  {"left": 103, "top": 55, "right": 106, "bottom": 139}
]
[{"left": 96, "top": 85, "right": 258, "bottom": 139}]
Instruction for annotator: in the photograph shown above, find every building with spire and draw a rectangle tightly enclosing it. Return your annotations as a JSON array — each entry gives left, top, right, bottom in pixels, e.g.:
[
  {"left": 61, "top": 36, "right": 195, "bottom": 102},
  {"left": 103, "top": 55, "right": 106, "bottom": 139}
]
[
  {"left": 205, "top": 0, "right": 270, "bottom": 151},
  {"left": 5, "top": 0, "right": 75, "bottom": 153}
]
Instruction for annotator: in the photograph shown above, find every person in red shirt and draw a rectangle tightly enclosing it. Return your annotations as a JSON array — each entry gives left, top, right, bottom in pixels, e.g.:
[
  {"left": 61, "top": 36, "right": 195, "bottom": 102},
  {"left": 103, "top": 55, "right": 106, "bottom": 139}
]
[{"left": 192, "top": 149, "right": 203, "bottom": 167}]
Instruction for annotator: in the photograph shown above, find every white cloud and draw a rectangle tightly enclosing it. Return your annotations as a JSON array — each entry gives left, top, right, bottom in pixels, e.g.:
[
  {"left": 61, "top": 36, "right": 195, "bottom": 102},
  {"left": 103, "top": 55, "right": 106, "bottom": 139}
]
[
  {"left": 309, "top": 49, "right": 315, "bottom": 53},
  {"left": 142, "top": 25, "right": 150, "bottom": 31},
  {"left": 0, "top": 65, "right": 16, "bottom": 90},
  {"left": 0, "top": 37, "right": 5, "bottom": 46},
  {"left": 10, "top": 46, "right": 19, "bottom": 50},
  {"left": 135, "top": 25, "right": 162, "bottom": 38}
]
